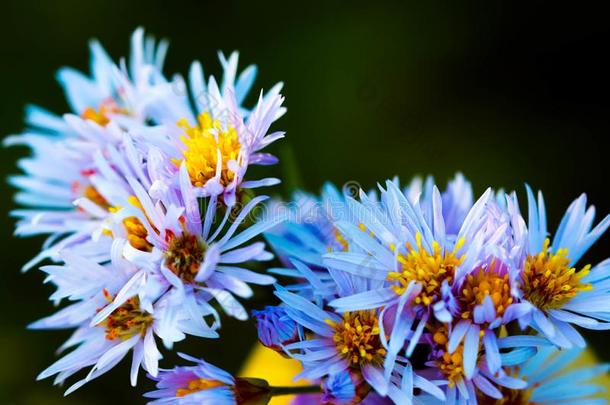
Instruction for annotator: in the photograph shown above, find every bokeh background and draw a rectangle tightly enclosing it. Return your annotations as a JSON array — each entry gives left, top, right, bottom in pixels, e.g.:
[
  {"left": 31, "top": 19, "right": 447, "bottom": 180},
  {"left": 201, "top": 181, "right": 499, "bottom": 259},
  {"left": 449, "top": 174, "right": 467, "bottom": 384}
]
[{"left": 1, "top": 1, "right": 609, "bottom": 403}]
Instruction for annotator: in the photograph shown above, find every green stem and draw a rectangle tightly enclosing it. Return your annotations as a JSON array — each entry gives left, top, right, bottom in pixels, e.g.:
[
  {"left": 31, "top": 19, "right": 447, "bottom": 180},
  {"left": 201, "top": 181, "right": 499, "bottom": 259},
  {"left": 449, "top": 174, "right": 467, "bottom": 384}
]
[{"left": 269, "top": 384, "right": 321, "bottom": 397}]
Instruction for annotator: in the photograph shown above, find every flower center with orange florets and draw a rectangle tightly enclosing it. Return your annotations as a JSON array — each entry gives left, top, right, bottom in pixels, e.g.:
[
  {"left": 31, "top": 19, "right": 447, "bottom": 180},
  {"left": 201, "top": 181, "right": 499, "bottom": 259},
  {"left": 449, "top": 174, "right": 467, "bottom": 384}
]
[
  {"left": 100, "top": 292, "right": 153, "bottom": 341},
  {"left": 164, "top": 232, "right": 206, "bottom": 284},
  {"left": 107, "top": 196, "right": 154, "bottom": 252},
  {"left": 388, "top": 233, "right": 464, "bottom": 306},
  {"left": 459, "top": 261, "right": 513, "bottom": 321},
  {"left": 327, "top": 310, "right": 386, "bottom": 367},
  {"left": 521, "top": 239, "right": 591, "bottom": 311},
  {"left": 173, "top": 112, "right": 242, "bottom": 188},
  {"left": 430, "top": 324, "right": 472, "bottom": 388},
  {"left": 176, "top": 378, "right": 226, "bottom": 397}
]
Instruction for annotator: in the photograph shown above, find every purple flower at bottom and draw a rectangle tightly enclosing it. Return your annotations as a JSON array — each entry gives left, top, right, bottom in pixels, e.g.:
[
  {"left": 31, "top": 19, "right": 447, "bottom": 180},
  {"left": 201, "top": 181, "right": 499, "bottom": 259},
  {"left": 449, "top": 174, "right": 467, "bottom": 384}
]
[{"left": 145, "top": 353, "right": 271, "bottom": 404}]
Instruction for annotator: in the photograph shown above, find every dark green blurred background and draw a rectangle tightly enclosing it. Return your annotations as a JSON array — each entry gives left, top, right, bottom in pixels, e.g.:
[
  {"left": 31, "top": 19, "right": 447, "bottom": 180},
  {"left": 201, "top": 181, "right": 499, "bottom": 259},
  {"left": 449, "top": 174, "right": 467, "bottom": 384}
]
[{"left": 1, "top": 1, "right": 609, "bottom": 403}]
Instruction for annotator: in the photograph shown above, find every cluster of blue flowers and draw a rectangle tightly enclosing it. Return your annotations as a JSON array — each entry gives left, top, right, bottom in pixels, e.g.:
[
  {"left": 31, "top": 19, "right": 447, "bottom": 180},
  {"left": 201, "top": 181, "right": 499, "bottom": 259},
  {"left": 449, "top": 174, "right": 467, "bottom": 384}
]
[
  {"left": 6, "top": 29, "right": 610, "bottom": 404},
  {"left": 257, "top": 175, "right": 610, "bottom": 404}
]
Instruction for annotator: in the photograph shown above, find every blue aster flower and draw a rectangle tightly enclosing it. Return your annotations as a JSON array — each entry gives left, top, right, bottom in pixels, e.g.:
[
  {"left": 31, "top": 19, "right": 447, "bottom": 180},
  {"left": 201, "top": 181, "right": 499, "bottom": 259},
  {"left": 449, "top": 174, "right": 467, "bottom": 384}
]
[
  {"left": 445, "top": 193, "right": 532, "bottom": 377},
  {"left": 423, "top": 324, "right": 547, "bottom": 404},
  {"left": 144, "top": 353, "right": 239, "bottom": 404},
  {"left": 274, "top": 260, "right": 446, "bottom": 404},
  {"left": 516, "top": 186, "right": 610, "bottom": 347},
  {"left": 131, "top": 50, "right": 286, "bottom": 207},
  {"left": 326, "top": 180, "right": 492, "bottom": 353},
  {"left": 91, "top": 161, "right": 284, "bottom": 339}
]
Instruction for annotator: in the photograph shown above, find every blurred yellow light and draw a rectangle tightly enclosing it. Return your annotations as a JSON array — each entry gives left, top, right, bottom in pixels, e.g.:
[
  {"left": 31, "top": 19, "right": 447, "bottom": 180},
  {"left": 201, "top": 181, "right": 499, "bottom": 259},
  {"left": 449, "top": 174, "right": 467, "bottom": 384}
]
[{"left": 239, "top": 343, "right": 310, "bottom": 405}]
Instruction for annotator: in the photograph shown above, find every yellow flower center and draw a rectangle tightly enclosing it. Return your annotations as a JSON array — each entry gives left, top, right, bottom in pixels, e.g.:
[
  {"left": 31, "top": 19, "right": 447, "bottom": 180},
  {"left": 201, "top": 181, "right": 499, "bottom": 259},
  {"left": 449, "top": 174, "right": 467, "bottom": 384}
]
[
  {"left": 327, "top": 310, "right": 386, "bottom": 367},
  {"left": 107, "top": 196, "right": 154, "bottom": 252},
  {"left": 521, "top": 239, "right": 592, "bottom": 311},
  {"left": 176, "top": 378, "right": 225, "bottom": 397},
  {"left": 100, "top": 293, "right": 153, "bottom": 341},
  {"left": 432, "top": 325, "right": 468, "bottom": 387},
  {"left": 123, "top": 216, "right": 152, "bottom": 252},
  {"left": 388, "top": 233, "right": 464, "bottom": 305},
  {"left": 165, "top": 232, "right": 206, "bottom": 283},
  {"left": 172, "top": 112, "right": 241, "bottom": 188},
  {"left": 459, "top": 261, "right": 513, "bottom": 321}
]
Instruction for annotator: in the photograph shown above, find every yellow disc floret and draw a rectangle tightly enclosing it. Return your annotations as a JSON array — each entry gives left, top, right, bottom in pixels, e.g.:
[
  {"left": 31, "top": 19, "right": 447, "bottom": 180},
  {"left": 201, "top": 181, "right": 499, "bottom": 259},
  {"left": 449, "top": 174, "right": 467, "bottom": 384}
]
[
  {"left": 388, "top": 233, "right": 464, "bottom": 305},
  {"left": 431, "top": 324, "right": 469, "bottom": 388},
  {"left": 176, "top": 378, "right": 225, "bottom": 397},
  {"left": 123, "top": 216, "right": 152, "bottom": 252},
  {"left": 459, "top": 261, "right": 513, "bottom": 321},
  {"left": 329, "top": 228, "right": 350, "bottom": 252},
  {"left": 521, "top": 239, "right": 592, "bottom": 311},
  {"left": 173, "top": 112, "right": 241, "bottom": 188},
  {"left": 108, "top": 196, "right": 154, "bottom": 252},
  {"left": 100, "top": 293, "right": 153, "bottom": 341},
  {"left": 327, "top": 310, "right": 386, "bottom": 367}
]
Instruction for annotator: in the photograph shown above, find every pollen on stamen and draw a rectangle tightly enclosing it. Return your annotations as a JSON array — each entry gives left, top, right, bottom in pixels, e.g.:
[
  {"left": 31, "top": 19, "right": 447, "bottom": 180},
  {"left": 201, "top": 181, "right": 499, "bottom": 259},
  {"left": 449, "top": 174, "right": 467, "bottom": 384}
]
[
  {"left": 83, "top": 185, "right": 111, "bottom": 210},
  {"left": 459, "top": 260, "right": 513, "bottom": 321},
  {"left": 81, "top": 98, "right": 126, "bottom": 126},
  {"left": 388, "top": 233, "right": 464, "bottom": 306},
  {"left": 330, "top": 310, "right": 386, "bottom": 367},
  {"left": 521, "top": 239, "right": 592, "bottom": 311},
  {"left": 327, "top": 223, "right": 374, "bottom": 252},
  {"left": 176, "top": 378, "right": 225, "bottom": 397},
  {"left": 164, "top": 232, "right": 206, "bottom": 283},
  {"left": 110, "top": 196, "right": 154, "bottom": 252},
  {"left": 430, "top": 324, "right": 471, "bottom": 388},
  {"left": 328, "top": 228, "right": 349, "bottom": 252},
  {"left": 172, "top": 112, "right": 242, "bottom": 188},
  {"left": 100, "top": 295, "right": 153, "bottom": 341}
]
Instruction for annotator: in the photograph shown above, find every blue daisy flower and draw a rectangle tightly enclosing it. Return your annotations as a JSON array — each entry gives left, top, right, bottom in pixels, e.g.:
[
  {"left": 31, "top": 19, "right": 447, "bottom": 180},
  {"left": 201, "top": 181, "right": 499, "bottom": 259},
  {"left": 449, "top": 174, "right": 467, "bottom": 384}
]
[
  {"left": 424, "top": 323, "right": 540, "bottom": 404},
  {"left": 327, "top": 180, "right": 492, "bottom": 353},
  {"left": 144, "top": 353, "right": 239, "bottom": 404},
  {"left": 274, "top": 260, "right": 446, "bottom": 404},
  {"left": 517, "top": 186, "right": 610, "bottom": 347}
]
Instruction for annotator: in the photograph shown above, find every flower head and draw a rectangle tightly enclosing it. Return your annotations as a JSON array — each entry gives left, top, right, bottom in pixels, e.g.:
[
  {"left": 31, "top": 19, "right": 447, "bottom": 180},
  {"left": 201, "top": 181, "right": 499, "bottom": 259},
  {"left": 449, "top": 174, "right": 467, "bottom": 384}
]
[
  {"left": 517, "top": 186, "right": 610, "bottom": 347},
  {"left": 145, "top": 353, "right": 237, "bottom": 404},
  {"left": 145, "top": 353, "right": 276, "bottom": 405},
  {"left": 5, "top": 28, "right": 172, "bottom": 269}
]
